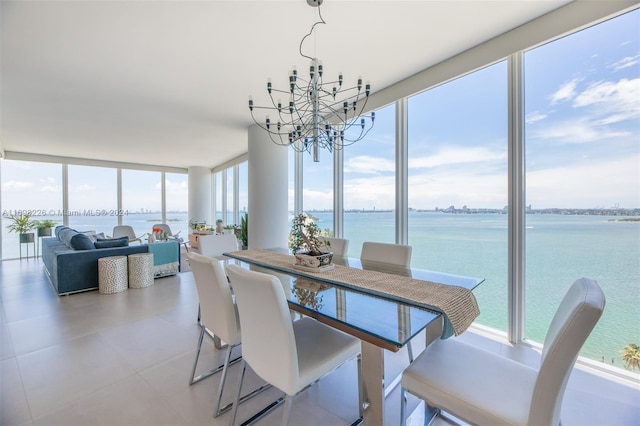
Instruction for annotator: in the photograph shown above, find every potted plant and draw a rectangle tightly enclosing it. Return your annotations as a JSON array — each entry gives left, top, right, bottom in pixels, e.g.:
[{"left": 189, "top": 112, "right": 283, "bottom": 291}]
[
  {"left": 216, "top": 219, "right": 224, "bottom": 234},
  {"left": 289, "top": 213, "right": 333, "bottom": 268},
  {"left": 6, "top": 212, "right": 37, "bottom": 243},
  {"left": 34, "top": 219, "right": 57, "bottom": 237},
  {"left": 237, "top": 214, "right": 248, "bottom": 249},
  {"left": 223, "top": 224, "right": 236, "bottom": 235}
]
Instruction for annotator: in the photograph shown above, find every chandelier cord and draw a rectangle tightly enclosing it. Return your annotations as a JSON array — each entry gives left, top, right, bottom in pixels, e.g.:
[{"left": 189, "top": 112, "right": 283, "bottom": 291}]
[{"left": 299, "top": 3, "right": 326, "bottom": 61}]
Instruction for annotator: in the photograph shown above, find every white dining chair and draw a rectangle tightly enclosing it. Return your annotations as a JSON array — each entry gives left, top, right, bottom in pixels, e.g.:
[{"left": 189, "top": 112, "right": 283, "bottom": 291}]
[
  {"left": 360, "top": 241, "right": 412, "bottom": 267},
  {"left": 112, "top": 225, "right": 145, "bottom": 244},
  {"left": 226, "top": 264, "right": 362, "bottom": 426},
  {"left": 320, "top": 236, "right": 349, "bottom": 256},
  {"left": 360, "top": 241, "right": 417, "bottom": 362},
  {"left": 198, "top": 233, "right": 239, "bottom": 257},
  {"left": 400, "top": 277, "right": 605, "bottom": 426},
  {"left": 188, "top": 253, "right": 270, "bottom": 417}
]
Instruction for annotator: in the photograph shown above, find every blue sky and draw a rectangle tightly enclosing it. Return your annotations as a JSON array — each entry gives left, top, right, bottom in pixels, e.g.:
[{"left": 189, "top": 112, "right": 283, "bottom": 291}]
[{"left": 300, "top": 8, "right": 639, "bottom": 211}]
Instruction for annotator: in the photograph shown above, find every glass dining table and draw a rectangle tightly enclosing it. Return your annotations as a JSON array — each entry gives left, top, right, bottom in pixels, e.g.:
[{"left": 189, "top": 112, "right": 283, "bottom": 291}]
[{"left": 222, "top": 249, "right": 484, "bottom": 425}]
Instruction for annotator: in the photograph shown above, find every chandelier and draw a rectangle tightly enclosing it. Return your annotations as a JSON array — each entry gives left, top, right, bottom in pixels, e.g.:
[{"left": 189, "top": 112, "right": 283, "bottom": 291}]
[{"left": 248, "top": 0, "right": 375, "bottom": 162}]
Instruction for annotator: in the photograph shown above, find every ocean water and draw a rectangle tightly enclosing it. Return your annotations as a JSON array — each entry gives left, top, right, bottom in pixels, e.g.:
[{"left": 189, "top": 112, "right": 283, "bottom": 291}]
[
  {"left": 3, "top": 211, "right": 638, "bottom": 370},
  {"left": 312, "top": 211, "right": 640, "bottom": 370}
]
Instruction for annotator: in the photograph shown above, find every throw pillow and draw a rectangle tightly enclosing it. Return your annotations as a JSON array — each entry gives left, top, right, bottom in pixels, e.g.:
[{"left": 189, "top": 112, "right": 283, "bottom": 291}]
[
  {"left": 69, "top": 233, "right": 96, "bottom": 250},
  {"left": 83, "top": 231, "right": 106, "bottom": 242},
  {"left": 58, "top": 227, "right": 78, "bottom": 248},
  {"left": 55, "top": 225, "right": 71, "bottom": 238},
  {"left": 94, "top": 237, "right": 129, "bottom": 249}
]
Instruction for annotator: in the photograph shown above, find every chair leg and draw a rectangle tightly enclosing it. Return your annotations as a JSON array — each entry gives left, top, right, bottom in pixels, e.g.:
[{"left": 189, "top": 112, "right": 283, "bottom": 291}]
[
  {"left": 281, "top": 395, "right": 294, "bottom": 426},
  {"left": 189, "top": 325, "right": 206, "bottom": 385},
  {"left": 190, "top": 326, "right": 241, "bottom": 386},
  {"left": 400, "top": 387, "right": 408, "bottom": 426},
  {"left": 357, "top": 353, "right": 364, "bottom": 420},
  {"left": 214, "top": 343, "right": 272, "bottom": 418},
  {"left": 230, "top": 359, "right": 247, "bottom": 426},
  {"left": 214, "top": 344, "right": 235, "bottom": 417}
]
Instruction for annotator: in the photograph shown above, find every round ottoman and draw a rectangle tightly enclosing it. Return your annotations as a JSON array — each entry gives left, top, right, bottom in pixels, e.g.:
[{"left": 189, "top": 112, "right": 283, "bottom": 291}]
[
  {"left": 98, "top": 255, "right": 128, "bottom": 294},
  {"left": 128, "top": 253, "right": 154, "bottom": 289}
]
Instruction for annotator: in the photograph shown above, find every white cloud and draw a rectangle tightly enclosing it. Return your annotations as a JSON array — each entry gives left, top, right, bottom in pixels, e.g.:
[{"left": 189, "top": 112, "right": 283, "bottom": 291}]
[
  {"left": 526, "top": 111, "right": 548, "bottom": 125},
  {"left": 531, "top": 120, "right": 630, "bottom": 144},
  {"left": 73, "top": 184, "right": 96, "bottom": 192},
  {"left": 610, "top": 55, "right": 640, "bottom": 71},
  {"left": 38, "top": 185, "right": 60, "bottom": 193},
  {"left": 1, "top": 180, "right": 35, "bottom": 191},
  {"left": 343, "top": 174, "right": 396, "bottom": 210},
  {"left": 527, "top": 155, "right": 640, "bottom": 208},
  {"left": 549, "top": 78, "right": 580, "bottom": 105},
  {"left": 573, "top": 78, "right": 640, "bottom": 124},
  {"left": 302, "top": 187, "right": 334, "bottom": 210},
  {"left": 409, "top": 146, "right": 506, "bottom": 169},
  {"left": 531, "top": 78, "right": 639, "bottom": 144},
  {"left": 407, "top": 170, "right": 507, "bottom": 210},
  {"left": 344, "top": 155, "right": 394, "bottom": 174}
]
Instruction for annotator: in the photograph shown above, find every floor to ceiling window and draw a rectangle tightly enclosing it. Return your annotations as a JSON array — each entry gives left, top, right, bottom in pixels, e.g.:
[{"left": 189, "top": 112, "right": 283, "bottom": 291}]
[
  {"left": 212, "top": 171, "right": 222, "bottom": 222},
  {"left": 67, "top": 165, "right": 118, "bottom": 235},
  {"left": 238, "top": 161, "right": 248, "bottom": 218},
  {"left": 1, "top": 159, "right": 187, "bottom": 259},
  {"left": 523, "top": 8, "right": 640, "bottom": 367},
  {"left": 165, "top": 172, "right": 189, "bottom": 238},
  {"left": 121, "top": 169, "right": 161, "bottom": 238},
  {"left": 343, "top": 103, "right": 396, "bottom": 257},
  {"left": 302, "top": 147, "right": 334, "bottom": 235},
  {"left": 211, "top": 160, "right": 247, "bottom": 232},
  {"left": 0, "top": 160, "right": 62, "bottom": 259},
  {"left": 407, "top": 62, "right": 509, "bottom": 333},
  {"left": 225, "top": 168, "right": 234, "bottom": 225}
]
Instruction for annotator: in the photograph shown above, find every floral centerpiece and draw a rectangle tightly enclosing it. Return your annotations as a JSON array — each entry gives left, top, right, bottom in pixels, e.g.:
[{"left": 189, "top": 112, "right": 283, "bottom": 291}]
[
  {"left": 151, "top": 226, "right": 167, "bottom": 241},
  {"left": 289, "top": 213, "right": 332, "bottom": 268}
]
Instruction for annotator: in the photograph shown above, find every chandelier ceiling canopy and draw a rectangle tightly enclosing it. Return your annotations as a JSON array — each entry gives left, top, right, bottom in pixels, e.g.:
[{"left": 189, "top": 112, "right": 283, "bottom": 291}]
[{"left": 249, "top": 0, "right": 375, "bottom": 162}]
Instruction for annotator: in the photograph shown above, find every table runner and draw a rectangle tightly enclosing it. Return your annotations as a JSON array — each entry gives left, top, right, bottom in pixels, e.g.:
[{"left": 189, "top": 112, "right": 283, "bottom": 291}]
[{"left": 224, "top": 249, "right": 480, "bottom": 338}]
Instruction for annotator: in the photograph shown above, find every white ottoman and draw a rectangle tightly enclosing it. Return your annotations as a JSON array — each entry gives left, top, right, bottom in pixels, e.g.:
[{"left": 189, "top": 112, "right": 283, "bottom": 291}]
[
  {"left": 128, "top": 253, "right": 154, "bottom": 289},
  {"left": 98, "top": 255, "right": 128, "bottom": 294}
]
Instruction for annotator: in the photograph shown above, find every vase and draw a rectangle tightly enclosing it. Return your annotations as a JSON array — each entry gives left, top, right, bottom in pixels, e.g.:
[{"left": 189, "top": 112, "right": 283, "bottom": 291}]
[{"left": 294, "top": 251, "right": 333, "bottom": 268}]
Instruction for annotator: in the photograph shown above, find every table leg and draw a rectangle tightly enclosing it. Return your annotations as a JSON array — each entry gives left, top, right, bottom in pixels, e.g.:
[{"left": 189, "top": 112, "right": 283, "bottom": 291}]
[{"left": 361, "top": 341, "right": 385, "bottom": 425}]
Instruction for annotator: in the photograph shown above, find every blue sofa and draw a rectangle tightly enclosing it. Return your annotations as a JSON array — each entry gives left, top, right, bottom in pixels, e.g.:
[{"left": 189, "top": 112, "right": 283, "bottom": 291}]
[{"left": 42, "top": 226, "right": 149, "bottom": 295}]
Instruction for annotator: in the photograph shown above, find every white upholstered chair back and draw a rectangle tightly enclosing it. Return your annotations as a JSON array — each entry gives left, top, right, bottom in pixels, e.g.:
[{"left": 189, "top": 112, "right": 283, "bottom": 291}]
[
  {"left": 188, "top": 252, "right": 240, "bottom": 346},
  {"left": 112, "top": 225, "right": 143, "bottom": 244},
  {"left": 225, "top": 265, "right": 298, "bottom": 394},
  {"left": 198, "top": 233, "right": 239, "bottom": 257},
  {"left": 153, "top": 223, "right": 182, "bottom": 239},
  {"left": 530, "top": 277, "right": 605, "bottom": 425},
  {"left": 361, "top": 241, "right": 412, "bottom": 267},
  {"left": 320, "top": 236, "right": 349, "bottom": 256}
]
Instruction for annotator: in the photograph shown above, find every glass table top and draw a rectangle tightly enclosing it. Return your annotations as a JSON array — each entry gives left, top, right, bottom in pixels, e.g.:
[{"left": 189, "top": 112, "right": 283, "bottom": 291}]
[{"left": 221, "top": 250, "right": 484, "bottom": 352}]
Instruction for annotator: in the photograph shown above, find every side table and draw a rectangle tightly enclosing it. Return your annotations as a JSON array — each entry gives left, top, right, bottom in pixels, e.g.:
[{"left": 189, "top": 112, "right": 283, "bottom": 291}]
[
  {"left": 128, "top": 253, "right": 154, "bottom": 289},
  {"left": 148, "top": 241, "right": 180, "bottom": 277},
  {"left": 98, "top": 255, "right": 128, "bottom": 294}
]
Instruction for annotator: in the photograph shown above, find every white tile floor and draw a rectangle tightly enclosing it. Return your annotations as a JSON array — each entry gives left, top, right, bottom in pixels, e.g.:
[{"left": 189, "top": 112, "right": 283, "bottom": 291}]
[{"left": 1, "top": 258, "right": 639, "bottom": 426}]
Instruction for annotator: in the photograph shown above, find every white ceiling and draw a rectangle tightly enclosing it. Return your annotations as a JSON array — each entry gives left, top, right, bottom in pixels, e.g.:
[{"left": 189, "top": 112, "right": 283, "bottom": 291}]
[{"left": 1, "top": 0, "right": 574, "bottom": 169}]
